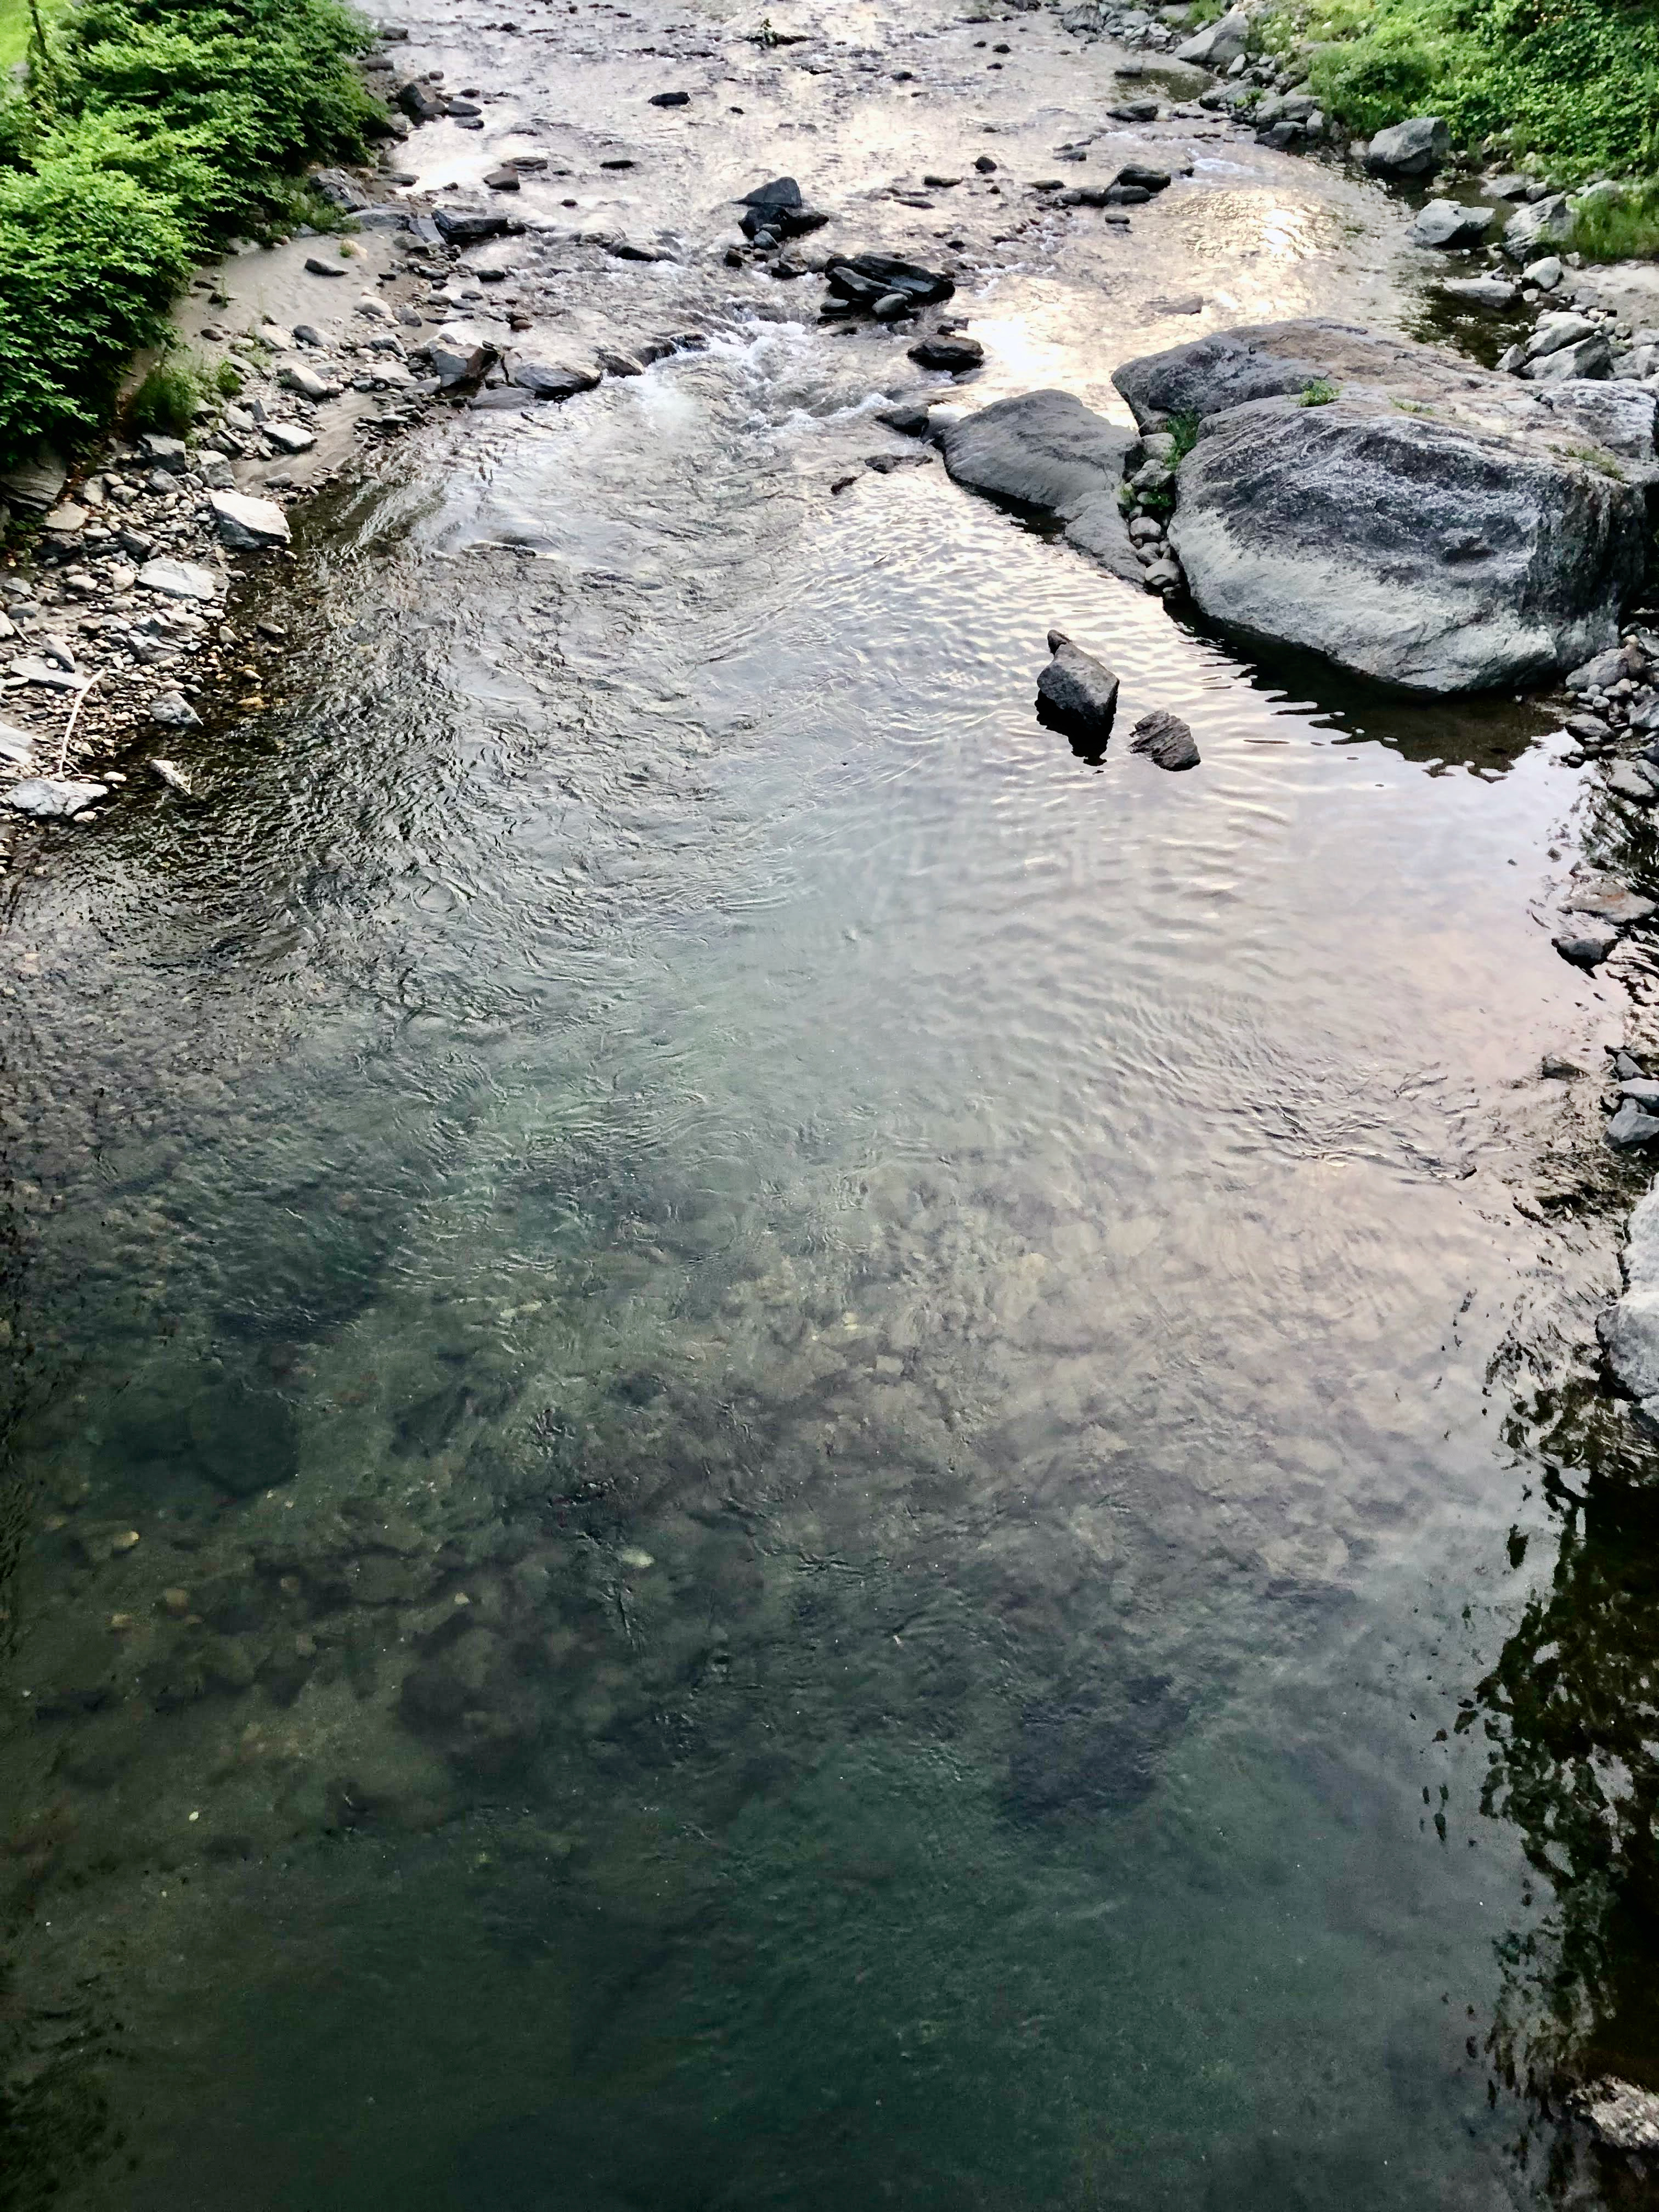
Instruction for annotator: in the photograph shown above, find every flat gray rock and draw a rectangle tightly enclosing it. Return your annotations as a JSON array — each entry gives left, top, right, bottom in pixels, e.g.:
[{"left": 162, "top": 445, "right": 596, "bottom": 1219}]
[
  {"left": 1440, "top": 275, "right": 1520, "bottom": 309},
  {"left": 0, "top": 449, "right": 68, "bottom": 510},
  {"left": 0, "top": 722, "right": 34, "bottom": 765},
  {"left": 940, "top": 390, "right": 1142, "bottom": 584},
  {"left": 1608, "top": 760, "right": 1659, "bottom": 802},
  {"left": 210, "top": 491, "right": 290, "bottom": 550},
  {"left": 1113, "top": 320, "right": 1644, "bottom": 693},
  {"left": 138, "top": 557, "right": 223, "bottom": 603},
  {"left": 1604, "top": 1185, "right": 1659, "bottom": 1407},
  {"left": 7, "top": 776, "right": 108, "bottom": 818},
  {"left": 264, "top": 423, "right": 317, "bottom": 455},
  {"left": 148, "top": 691, "right": 201, "bottom": 727},
  {"left": 511, "top": 359, "right": 602, "bottom": 399},
  {"left": 1567, "top": 874, "right": 1655, "bottom": 924},
  {"left": 1130, "top": 708, "right": 1200, "bottom": 770}
]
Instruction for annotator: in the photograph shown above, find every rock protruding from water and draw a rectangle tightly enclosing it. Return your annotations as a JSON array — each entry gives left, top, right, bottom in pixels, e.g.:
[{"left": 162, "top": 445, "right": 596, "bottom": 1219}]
[
  {"left": 1130, "top": 709, "right": 1200, "bottom": 771},
  {"left": 1602, "top": 1188, "right": 1659, "bottom": 1418},
  {"left": 939, "top": 390, "right": 1142, "bottom": 585},
  {"left": 1580, "top": 2080, "right": 1659, "bottom": 2154},
  {"left": 909, "top": 334, "right": 983, "bottom": 372},
  {"left": 1111, "top": 320, "right": 1645, "bottom": 693},
  {"left": 737, "top": 176, "right": 829, "bottom": 240},
  {"left": 1408, "top": 199, "right": 1495, "bottom": 249},
  {"left": 823, "top": 254, "right": 955, "bottom": 315},
  {"left": 1037, "top": 630, "right": 1119, "bottom": 741}
]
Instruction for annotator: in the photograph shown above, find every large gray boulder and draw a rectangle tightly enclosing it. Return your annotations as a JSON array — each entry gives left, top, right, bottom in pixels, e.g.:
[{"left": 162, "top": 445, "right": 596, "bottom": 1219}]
[
  {"left": 1503, "top": 194, "right": 1573, "bottom": 259},
  {"left": 1408, "top": 199, "right": 1495, "bottom": 249},
  {"left": 1113, "top": 320, "right": 1645, "bottom": 692},
  {"left": 1364, "top": 116, "right": 1449, "bottom": 176},
  {"left": 939, "top": 390, "right": 1143, "bottom": 584},
  {"left": 1174, "top": 5, "right": 1249, "bottom": 65}
]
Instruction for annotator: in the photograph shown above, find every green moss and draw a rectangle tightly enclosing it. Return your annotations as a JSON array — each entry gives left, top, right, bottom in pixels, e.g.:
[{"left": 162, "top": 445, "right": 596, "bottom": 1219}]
[
  {"left": 1267, "top": 0, "right": 1659, "bottom": 185},
  {"left": 0, "top": 0, "right": 382, "bottom": 463},
  {"left": 1299, "top": 377, "right": 1340, "bottom": 404}
]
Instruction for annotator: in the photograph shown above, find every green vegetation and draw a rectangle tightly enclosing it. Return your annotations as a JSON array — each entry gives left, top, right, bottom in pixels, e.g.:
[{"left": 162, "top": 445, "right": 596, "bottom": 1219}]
[
  {"left": 127, "top": 344, "right": 240, "bottom": 435},
  {"left": 0, "top": 0, "right": 383, "bottom": 465},
  {"left": 1166, "top": 409, "right": 1201, "bottom": 465},
  {"left": 1299, "top": 377, "right": 1340, "bottom": 404},
  {"left": 1572, "top": 178, "right": 1659, "bottom": 261},
  {"left": 1263, "top": 0, "right": 1659, "bottom": 189}
]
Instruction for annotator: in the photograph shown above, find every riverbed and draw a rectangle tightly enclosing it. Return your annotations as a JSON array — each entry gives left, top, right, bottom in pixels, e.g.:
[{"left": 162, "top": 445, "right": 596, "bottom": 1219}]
[{"left": 2, "top": 0, "right": 1656, "bottom": 2204}]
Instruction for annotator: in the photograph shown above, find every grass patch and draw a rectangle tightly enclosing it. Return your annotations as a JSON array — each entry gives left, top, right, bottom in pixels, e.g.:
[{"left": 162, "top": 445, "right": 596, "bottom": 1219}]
[
  {"left": 1560, "top": 441, "right": 1626, "bottom": 479},
  {"left": 1167, "top": 409, "right": 1201, "bottom": 464},
  {"left": 1299, "top": 377, "right": 1340, "bottom": 404},
  {"left": 0, "top": 0, "right": 383, "bottom": 465},
  {"left": 127, "top": 345, "right": 240, "bottom": 433},
  {"left": 1572, "top": 179, "right": 1659, "bottom": 261},
  {"left": 1264, "top": 0, "right": 1659, "bottom": 187}
]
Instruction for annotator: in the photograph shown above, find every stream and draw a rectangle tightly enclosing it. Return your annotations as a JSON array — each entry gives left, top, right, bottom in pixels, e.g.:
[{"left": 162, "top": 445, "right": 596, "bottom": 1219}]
[{"left": 4, "top": 1, "right": 1659, "bottom": 2204}]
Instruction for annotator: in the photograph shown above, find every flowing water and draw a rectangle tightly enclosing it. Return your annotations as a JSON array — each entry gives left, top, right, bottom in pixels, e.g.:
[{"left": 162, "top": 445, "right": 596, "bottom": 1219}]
[{"left": 4, "top": 2, "right": 1659, "bottom": 2205}]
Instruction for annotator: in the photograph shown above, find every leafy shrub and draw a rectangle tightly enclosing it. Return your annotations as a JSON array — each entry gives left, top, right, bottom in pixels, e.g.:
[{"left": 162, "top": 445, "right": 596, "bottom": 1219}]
[
  {"left": 1278, "top": 0, "right": 1659, "bottom": 184},
  {"left": 1572, "top": 179, "right": 1659, "bottom": 262},
  {"left": 1299, "top": 377, "right": 1340, "bottom": 404},
  {"left": 0, "top": 0, "right": 381, "bottom": 463}
]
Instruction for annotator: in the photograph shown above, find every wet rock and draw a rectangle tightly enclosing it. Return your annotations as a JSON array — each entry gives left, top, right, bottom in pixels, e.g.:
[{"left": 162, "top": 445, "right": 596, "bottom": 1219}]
[
  {"left": 1130, "top": 708, "right": 1200, "bottom": 769},
  {"left": 650, "top": 89, "right": 690, "bottom": 105},
  {"left": 138, "top": 556, "right": 223, "bottom": 603},
  {"left": 6, "top": 777, "right": 109, "bottom": 819},
  {"left": 864, "top": 450, "right": 934, "bottom": 473},
  {"left": 737, "top": 176, "right": 829, "bottom": 240},
  {"left": 210, "top": 490, "right": 291, "bottom": 550},
  {"left": 1604, "top": 1187, "right": 1659, "bottom": 1413},
  {"left": 975, "top": 154, "right": 997, "bottom": 173},
  {"left": 1115, "top": 321, "right": 1644, "bottom": 692},
  {"left": 1566, "top": 710, "right": 1613, "bottom": 747},
  {"left": 941, "top": 389, "right": 1143, "bottom": 584},
  {"left": 1036, "top": 628, "right": 1120, "bottom": 736},
  {"left": 148, "top": 691, "right": 201, "bottom": 727},
  {"left": 1059, "top": 183, "right": 1149, "bottom": 207},
  {"left": 826, "top": 253, "right": 955, "bottom": 309},
  {"left": 150, "top": 758, "right": 191, "bottom": 793},
  {"left": 1567, "top": 875, "right": 1655, "bottom": 924},
  {"left": 1364, "top": 116, "right": 1450, "bottom": 177},
  {"left": 1408, "top": 199, "right": 1496, "bottom": 249},
  {"left": 511, "top": 359, "right": 602, "bottom": 399},
  {"left": 1173, "top": 5, "right": 1248, "bottom": 64},
  {"left": 1580, "top": 2079, "right": 1659, "bottom": 2153},
  {"left": 396, "top": 77, "right": 447, "bottom": 122},
  {"left": 1006, "top": 1677, "right": 1186, "bottom": 1820},
  {"left": 1609, "top": 1099, "right": 1659, "bottom": 1148},
  {"left": 1553, "top": 915, "right": 1620, "bottom": 967},
  {"left": 909, "top": 333, "right": 984, "bottom": 371},
  {"left": 432, "top": 208, "right": 517, "bottom": 246},
  {"left": 1107, "top": 98, "right": 1158, "bottom": 122},
  {"left": 483, "top": 165, "right": 521, "bottom": 190}
]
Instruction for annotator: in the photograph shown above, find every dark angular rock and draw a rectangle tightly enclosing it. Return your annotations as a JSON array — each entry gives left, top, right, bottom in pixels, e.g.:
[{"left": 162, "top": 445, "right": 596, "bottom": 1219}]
[
  {"left": 826, "top": 253, "right": 955, "bottom": 307},
  {"left": 483, "top": 165, "right": 521, "bottom": 190},
  {"left": 1116, "top": 164, "right": 1172, "bottom": 192},
  {"left": 432, "top": 208, "right": 517, "bottom": 245},
  {"left": 1130, "top": 708, "right": 1200, "bottom": 770},
  {"left": 396, "top": 77, "right": 447, "bottom": 122},
  {"left": 650, "top": 89, "right": 691, "bottom": 105}
]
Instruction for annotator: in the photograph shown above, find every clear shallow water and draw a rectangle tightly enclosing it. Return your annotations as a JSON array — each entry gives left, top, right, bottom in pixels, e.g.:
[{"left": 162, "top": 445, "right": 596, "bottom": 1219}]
[{"left": 2, "top": 157, "right": 1658, "bottom": 2212}]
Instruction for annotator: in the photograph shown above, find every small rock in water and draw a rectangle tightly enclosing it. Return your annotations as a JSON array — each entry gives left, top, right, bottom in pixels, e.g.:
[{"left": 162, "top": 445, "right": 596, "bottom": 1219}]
[
  {"left": 1609, "top": 1099, "right": 1659, "bottom": 1148},
  {"left": 483, "top": 166, "right": 521, "bottom": 190},
  {"left": 511, "top": 359, "right": 602, "bottom": 399},
  {"left": 1608, "top": 759, "right": 1659, "bottom": 803},
  {"left": 1440, "top": 274, "right": 1520, "bottom": 310},
  {"left": 148, "top": 691, "right": 201, "bottom": 727},
  {"left": 974, "top": 154, "right": 997, "bottom": 173},
  {"left": 1036, "top": 628, "right": 1120, "bottom": 740},
  {"left": 1116, "top": 164, "right": 1172, "bottom": 193},
  {"left": 1107, "top": 98, "right": 1159, "bottom": 122},
  {"left": 7, "top": 776, "right": 109, "bottom": 819},
  {"left": 909, "top": 333, "right": 984, "bottom": 371},
  {"left": 1553, "top": 915, "right": 1620, "bottom": 967},
  {"left": 150, "top": 758, "right": 192, "bottom": 793},
  {"left": 1130, "top": 708, "right": 1200, "bottom": 770}
]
